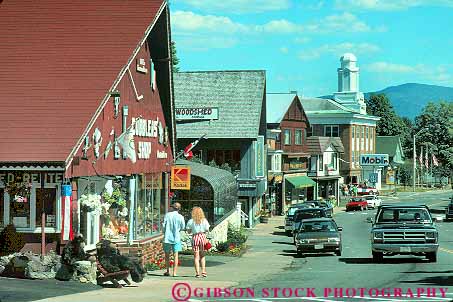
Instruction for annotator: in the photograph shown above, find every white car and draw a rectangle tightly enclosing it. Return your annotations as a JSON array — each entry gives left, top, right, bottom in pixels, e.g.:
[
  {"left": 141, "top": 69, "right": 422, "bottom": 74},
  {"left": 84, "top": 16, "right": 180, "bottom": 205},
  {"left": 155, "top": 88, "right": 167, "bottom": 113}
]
[{"left": 363, "top": 194, "right": 382, "bottom": 209}]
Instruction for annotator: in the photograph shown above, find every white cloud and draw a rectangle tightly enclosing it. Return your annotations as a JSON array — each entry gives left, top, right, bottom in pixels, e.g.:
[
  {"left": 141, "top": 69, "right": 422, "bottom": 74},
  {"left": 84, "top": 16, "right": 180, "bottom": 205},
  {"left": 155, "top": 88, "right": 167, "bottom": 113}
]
[
  {"left": 317, "top": 12, "right": 371, "bottom": 33},
  {"left": 366, "top": 62, "right": 415, "bottom": 73},
  {"left": 299, "top": 42, "right": 381, "bottom": 61},
  {"left": 255, "top": 19, "right": 302, "bottom": 34},
  {"left": 174, "top": 33, "right": 239, "bottom": 51},
  {"left": 366, "top": 62, "right": 453, "bottom": 85},
  {"left": 280, "top": 47, "right": 289, "bottom": 54},
  {"left": 178, "top": 0, "right": 291, "bottom": 14},
  {"left": 335, "top": 0, "right": 453, "bottom": 11},
  {"left": 171, "top": 11, "right": 248, "bottom": 33}
]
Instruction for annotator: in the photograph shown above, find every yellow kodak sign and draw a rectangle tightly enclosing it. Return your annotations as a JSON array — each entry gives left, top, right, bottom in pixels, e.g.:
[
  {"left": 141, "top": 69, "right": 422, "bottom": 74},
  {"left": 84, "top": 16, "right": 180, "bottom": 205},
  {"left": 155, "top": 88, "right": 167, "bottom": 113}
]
[{"left": 171, "top": 166, "right": 191, "bottom": 190}]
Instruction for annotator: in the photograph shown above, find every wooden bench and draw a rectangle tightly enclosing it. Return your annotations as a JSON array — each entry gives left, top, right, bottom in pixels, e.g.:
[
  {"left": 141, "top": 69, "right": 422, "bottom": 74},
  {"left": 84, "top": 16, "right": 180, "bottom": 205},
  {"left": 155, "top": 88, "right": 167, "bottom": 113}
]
[{"left": 96, "top": 260, "right": 131, "bottom": 288}]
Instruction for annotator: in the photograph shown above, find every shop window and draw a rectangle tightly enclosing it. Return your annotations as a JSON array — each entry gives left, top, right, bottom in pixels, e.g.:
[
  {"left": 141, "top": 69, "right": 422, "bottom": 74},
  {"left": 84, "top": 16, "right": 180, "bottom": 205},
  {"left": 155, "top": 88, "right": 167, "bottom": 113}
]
[
  {"left": 352, "top": 126, "right": 355, "bottom": 139},
  {"left": 135, "top": 174, "right": 165, "bottom": 239},
  {"left": 35, "top": 188, "right": 57, "bottom": 228},
  {"left": 307, "top": 126, "right": 313, "bottom": 137},
  {"left": 295, "top": 129, "right": 302, "bottom": 145},
  {"left": 101, "top": 178, "right": 130, "bottom": 241},
  {"left": 319, "top": 155, "right": 324, "bottom": 171},
  {"left": 324, "top": 125, "right": 339, "bottom": 137},
  {"left": 7, "top": 182, "right": 32, "bottom": 229}
]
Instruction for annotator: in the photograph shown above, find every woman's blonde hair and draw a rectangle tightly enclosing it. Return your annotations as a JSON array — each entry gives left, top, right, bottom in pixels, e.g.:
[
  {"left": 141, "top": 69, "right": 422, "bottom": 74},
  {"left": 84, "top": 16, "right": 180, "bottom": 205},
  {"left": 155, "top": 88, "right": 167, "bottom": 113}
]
[{"left": 191, "top": 207, "right": 205, "bottom": 225}]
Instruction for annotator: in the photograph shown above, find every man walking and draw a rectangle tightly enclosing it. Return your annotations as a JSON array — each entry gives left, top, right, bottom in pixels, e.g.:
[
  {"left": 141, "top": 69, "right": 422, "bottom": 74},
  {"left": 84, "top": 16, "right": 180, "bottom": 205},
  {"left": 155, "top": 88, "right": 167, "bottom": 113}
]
[{"left": 163, "top": 202, "right": 185, "bottom": 277}]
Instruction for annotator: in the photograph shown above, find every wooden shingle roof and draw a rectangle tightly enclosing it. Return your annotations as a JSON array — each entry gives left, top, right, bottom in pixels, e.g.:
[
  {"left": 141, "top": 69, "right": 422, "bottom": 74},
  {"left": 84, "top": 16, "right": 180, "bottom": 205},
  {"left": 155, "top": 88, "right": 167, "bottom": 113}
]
[{"left": 174, "top": 70, "right": 266, "bottom": 139}]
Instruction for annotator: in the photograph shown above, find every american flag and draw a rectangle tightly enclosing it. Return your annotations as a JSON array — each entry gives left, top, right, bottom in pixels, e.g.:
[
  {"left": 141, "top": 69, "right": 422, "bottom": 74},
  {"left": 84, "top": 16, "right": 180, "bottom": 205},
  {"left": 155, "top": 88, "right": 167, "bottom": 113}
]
[
  {"left": 61, "top": 184, "right": 74, "bottom": 241},
  {"left": 419, "top": 149, "right": 423, "bottom": 167},
  {"left": 183, "top": 134, "right": 207, "bottom": 159},
  {"left": 433, "top": 154, "right": 439, "bottom": 166}
]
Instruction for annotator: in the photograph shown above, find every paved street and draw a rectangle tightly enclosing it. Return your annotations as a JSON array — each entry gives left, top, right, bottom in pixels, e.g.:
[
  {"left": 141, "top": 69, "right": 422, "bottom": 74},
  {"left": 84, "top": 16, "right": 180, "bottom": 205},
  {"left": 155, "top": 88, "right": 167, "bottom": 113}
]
[
  {"left": 1, "top": 190, "right": 452, "bottom": 302},
  {"left": 242, "top": 190, "right": 453, "bottom": 302}
]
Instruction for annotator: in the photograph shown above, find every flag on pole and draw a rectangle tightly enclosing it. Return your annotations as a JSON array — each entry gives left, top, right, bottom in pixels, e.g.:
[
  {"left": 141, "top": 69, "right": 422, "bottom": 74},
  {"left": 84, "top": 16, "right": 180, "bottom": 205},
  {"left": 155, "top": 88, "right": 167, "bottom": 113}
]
[
  {"left": 425, "top": 151, "right": 429, "bottom": 169},
  {"left": 118, "top": 128, "right": 137, "bottom": 163},
  {"left": 183, "top": 134, "right": 207, "bottom": 159},
  {"left": 433, "top": 154, "right": 439, "bottom": 166},
  {"left": 419, "top": 149, "right": 423, "bottom": 166},
  {"left": 61, "top": 185, "right": 74, "bottom": 241}
]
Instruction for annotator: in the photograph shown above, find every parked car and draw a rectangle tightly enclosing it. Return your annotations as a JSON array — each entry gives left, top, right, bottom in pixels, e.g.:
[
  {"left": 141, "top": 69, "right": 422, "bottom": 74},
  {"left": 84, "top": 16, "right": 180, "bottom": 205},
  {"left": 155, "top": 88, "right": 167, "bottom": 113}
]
[
  {"left": 346, "top": 196, "right": 368, "bottom": 211},
  {"left": 292, "top": 207, "right": 329, "bottom": 243},
  {"left": 363, "top": 194, "right": 382, "bottom": 209},
  {"left": 370, "top": 205, "right": 438, "bottom": 262},
  {"left": 294, "top": 218, "right": 343, "bottom": 257},
  {"left": 303, "top": 200, "right": 333, "bottom": 217},
  {"left": 284, "top": 204, "right": 310, "bottom": 235}
]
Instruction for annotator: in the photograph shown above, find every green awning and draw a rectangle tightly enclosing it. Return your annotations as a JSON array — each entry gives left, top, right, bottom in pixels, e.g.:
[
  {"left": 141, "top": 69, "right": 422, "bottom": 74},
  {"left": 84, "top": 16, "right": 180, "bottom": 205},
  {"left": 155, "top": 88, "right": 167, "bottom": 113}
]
[{"left": 286, "top": 175, "right": 316, "bottom": 188}]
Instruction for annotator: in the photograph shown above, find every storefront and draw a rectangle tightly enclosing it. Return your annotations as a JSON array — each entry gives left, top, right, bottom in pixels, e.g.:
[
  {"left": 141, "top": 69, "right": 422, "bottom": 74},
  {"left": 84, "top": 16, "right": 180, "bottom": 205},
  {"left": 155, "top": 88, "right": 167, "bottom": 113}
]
[
  {"left": 0, "top": 0, "right": 174, "bottom": 265},
  {"left": 284, "top": 174, "right": 316, "bottom": 207}
]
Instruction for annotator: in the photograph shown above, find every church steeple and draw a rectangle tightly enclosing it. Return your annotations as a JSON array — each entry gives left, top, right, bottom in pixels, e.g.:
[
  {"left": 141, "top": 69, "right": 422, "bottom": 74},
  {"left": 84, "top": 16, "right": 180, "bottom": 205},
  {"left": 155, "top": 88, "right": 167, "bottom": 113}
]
[{"left": 333, "top": 53, "right": 367, "bottom": 114}]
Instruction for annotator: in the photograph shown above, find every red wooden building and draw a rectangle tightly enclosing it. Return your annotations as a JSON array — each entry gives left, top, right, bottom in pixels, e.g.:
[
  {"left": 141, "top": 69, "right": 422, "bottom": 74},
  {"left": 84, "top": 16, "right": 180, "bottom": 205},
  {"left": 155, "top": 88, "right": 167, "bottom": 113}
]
[{"left": 0, "top": 0, "right": 174, "bottom": 264}]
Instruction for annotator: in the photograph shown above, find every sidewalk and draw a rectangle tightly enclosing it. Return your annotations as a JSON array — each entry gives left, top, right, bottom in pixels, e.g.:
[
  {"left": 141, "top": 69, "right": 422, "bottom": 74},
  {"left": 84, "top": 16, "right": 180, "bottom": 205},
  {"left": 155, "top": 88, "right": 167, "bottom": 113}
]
[{"left": 32, "top": 216, "right": 293, "bottom": 302}]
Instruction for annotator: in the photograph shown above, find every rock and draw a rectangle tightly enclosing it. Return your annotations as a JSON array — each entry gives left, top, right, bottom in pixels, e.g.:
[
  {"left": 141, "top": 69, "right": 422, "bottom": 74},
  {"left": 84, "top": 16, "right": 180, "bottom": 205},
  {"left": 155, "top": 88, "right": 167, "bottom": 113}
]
[
  {"left": 79, "top": 276, "right": 87, "bottom": 283},
  {"left": 28, "top": 271, "right": 56, "bottom": 279},
  {"left": 74, "top": 261, "right": 92, "bottom": 274},
  {"left": 0, "top": 265, "right": 4, "bottom": 274},
  {"left": 55, "top": 264, "right": 75, "bottom": 281}
]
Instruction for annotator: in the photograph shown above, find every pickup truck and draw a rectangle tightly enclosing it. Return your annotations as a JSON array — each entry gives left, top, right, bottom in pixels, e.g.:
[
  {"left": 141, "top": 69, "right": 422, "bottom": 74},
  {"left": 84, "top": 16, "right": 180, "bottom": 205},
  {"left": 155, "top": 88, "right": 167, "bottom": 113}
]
[{"left": 370, "top": 205, "right": 438, "bottom": 262}]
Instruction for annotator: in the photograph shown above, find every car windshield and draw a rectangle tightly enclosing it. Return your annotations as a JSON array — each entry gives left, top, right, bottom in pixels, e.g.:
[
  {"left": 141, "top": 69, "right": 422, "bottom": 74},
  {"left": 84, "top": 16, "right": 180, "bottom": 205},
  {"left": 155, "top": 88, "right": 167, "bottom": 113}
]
[
  {"left": 300, "top": 221, "right": 337, "bottom": 232},
  {"left": 295, "top": 209, "right": 324, "bottom": 221},
  {"left": 350, "top": 197, "right": 363, "bottom": 202},
  {"left": 377, "top": 208, "right": 432, "bottom": 223},
  {"left": 287, "top": 206, "right": 306, "bottom": 216}
]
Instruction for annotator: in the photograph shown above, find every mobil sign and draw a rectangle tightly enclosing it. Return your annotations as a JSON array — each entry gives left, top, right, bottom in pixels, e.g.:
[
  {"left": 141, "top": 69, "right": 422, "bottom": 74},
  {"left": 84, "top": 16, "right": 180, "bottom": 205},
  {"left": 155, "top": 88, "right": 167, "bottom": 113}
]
[{"left": 360, "top": 154, "right": 389, "bottom": 166}]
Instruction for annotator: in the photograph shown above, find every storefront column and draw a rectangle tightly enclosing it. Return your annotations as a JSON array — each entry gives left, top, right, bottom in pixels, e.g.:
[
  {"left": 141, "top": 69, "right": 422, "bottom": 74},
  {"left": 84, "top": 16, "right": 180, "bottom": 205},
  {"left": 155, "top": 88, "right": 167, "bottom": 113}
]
[{"left": 248, "top": 197, "right": 253, "bottom": 228}]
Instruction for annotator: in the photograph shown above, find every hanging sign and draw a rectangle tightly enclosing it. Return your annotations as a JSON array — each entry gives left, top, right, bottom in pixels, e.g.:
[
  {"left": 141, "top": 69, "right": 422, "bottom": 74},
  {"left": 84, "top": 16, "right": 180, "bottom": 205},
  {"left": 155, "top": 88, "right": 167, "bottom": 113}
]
[
  {"left": 171, "top": 166, "right": 191, "bottom": 190},
  {"left": 359, "top": 154, "right": 389, "bottom": 166},
  {"left": 175, "top": 107, "right": 219, "bottom": 120}
]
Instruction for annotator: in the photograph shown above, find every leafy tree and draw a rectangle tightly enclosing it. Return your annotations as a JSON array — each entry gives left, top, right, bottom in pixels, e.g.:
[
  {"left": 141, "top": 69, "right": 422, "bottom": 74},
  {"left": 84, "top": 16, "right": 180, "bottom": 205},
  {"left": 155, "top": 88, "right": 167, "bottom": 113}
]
[
  {"left": 397, "top": 161, "right": 413, "bottom": 188},
  {"left": 171, "top": 41, "right": 180, "bottom": 73},
  {"left": 414, "top": 101, "right": 453, "bottom": 180},
  {"left": 366, "top": 94, "right": 406, "bottom": 136}
]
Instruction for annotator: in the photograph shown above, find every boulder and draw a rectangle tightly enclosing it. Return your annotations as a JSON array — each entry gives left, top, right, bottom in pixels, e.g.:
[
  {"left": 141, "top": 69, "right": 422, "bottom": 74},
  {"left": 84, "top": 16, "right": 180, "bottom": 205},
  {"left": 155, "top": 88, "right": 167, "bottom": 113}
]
[
  {"left": 73, "top": 260, "right": 97, "bottom": 285},
  {"left": 74, "top": 261, "right": 92, "bottom": 274},
  {"left": 55, "top": 264, "right": 75, "bottom": 281}
]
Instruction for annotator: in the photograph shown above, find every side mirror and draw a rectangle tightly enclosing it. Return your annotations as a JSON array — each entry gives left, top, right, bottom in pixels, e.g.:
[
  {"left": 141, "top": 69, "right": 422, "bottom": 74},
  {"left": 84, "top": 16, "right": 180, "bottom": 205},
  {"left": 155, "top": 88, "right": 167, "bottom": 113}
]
[
  {"left": 366, "top": 217, "right": 373, "bottom": 223},
  {"left": 337, "top": 227, "right": 343, "bottom": 232}
]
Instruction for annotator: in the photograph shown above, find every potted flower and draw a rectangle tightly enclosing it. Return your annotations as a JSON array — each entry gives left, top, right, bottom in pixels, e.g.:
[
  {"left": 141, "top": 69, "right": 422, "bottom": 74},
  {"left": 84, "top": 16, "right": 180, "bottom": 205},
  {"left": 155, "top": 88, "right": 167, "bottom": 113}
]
[
  {"left": 79, "top": 194, "right": 102, "bottom": 214},
  {"left": 259, "top": 209, "right": 271, "bottom": 223}
]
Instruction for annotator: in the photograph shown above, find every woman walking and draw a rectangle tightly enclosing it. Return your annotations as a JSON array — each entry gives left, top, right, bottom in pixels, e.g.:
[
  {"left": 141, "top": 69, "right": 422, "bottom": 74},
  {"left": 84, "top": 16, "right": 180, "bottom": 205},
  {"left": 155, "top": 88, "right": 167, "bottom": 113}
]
[{"left": 186, "top": 207, "right": 210, "bottom": 278}]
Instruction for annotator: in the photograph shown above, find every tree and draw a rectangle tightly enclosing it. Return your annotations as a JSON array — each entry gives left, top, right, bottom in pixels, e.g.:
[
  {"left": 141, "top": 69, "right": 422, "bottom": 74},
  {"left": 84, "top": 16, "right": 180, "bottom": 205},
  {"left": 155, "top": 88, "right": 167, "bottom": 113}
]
[
  {"left": 366, "top": 94, "right": 406, "bottom": 136},
  {"left": 414, "top": 101, "right": 453, "bottom": 180},
  {"left": 170, "top": 41, "right": 180, "bottom": 73}
]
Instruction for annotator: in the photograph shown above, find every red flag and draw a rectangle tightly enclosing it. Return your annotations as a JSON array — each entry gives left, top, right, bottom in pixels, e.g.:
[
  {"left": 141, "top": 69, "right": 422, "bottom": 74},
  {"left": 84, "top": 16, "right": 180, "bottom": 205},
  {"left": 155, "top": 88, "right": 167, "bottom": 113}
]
[
  {"left": 183, "top": 134, "right": 206, "bottom": 159},
  {"left": 433, "top": 154, "right": 439, "bottom": 166},
  {"left": 61, "top": 185, "right": 74, "bottom": 241}
]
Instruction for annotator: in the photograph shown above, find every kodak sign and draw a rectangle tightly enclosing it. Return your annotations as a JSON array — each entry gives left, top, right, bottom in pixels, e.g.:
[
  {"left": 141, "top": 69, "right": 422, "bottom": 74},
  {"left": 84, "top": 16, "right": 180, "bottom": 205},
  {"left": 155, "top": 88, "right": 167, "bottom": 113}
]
[
  {"left": 171, "top": 166, "right": 191, "bottom": 190},
  {"left": 359, "top": 154, "right": 389, "bottom": 166}
]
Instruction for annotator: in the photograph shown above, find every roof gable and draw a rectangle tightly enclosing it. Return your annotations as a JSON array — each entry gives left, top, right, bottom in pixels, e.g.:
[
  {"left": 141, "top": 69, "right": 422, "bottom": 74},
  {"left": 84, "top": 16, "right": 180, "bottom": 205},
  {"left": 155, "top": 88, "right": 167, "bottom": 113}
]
[
  {"left": 0, "top": 0, "right": 165, "bottom": 162},
  {"left": 174, "top": 70, "right": 266, "bottom": 139},
  {"left": 266, "top": 93, "right": 297, "bottom": 123}
]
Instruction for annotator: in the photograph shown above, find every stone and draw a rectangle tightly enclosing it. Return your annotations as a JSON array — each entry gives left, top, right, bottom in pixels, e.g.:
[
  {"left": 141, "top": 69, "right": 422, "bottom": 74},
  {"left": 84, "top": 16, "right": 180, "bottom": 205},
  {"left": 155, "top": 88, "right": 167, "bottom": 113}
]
[
  {"left": 79, "top": 276, "right": 87, "bottom": 283},
  {"left": 28, "top": 271, "right": 56, "bottom": 279},
  {"left": 0, "top": 265, "right": 4, "bottom": 274},
  {"left": 55, "top": 264, "right": 75, "bottom": 281},
  {"left": 74, "top": 261, "right": 92, "bottom": 274}
]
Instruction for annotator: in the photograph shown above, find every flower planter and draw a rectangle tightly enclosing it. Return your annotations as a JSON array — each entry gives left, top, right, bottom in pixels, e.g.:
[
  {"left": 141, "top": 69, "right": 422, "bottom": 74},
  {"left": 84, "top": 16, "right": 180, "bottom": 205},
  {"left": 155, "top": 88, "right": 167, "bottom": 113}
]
[{"left": 260, "top": 216, "right": 269, "bottom": 223}]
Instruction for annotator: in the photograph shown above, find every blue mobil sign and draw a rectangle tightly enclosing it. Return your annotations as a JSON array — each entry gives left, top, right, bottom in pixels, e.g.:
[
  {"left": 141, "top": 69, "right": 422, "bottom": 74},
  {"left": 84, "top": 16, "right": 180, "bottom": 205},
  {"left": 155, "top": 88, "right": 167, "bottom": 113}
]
[{"left": 360, "top": 154, "right": 389, "bottom": 166}]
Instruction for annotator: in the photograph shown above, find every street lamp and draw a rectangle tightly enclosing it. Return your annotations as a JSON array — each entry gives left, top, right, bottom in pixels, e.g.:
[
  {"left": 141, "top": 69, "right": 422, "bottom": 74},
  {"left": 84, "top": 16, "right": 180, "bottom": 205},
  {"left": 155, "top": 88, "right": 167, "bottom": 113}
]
[{"left": 413, "top": 128, "right": 427, "bottom": 192}]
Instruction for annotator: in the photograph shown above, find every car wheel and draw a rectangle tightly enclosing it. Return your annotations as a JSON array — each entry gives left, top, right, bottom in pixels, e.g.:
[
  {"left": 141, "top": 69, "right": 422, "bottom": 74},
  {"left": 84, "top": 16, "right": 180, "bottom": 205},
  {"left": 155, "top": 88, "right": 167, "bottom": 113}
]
[
  {"left": 426, "top": 252, "right": 437, "bottom": 262},
  {"left": 372, "top": 251, "right": 383, "bottom": 262}
]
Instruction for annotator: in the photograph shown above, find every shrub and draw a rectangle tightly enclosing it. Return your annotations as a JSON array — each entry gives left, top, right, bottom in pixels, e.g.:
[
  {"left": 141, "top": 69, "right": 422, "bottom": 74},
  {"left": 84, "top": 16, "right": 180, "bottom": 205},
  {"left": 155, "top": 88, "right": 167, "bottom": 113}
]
[
  {"left": 0, "top": 224, "right": 25, "bottom": 256},
  {"left": 227, "top": 223, "right": 248, "bottom": 246},
  {"left": 215, "top": 241, "right": 229, "bottom": 253}
]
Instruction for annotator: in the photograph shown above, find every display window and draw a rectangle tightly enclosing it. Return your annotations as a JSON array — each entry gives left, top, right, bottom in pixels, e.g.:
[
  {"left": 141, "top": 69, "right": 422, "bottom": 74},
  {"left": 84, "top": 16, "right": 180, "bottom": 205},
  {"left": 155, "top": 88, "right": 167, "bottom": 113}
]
[
  {"left": 135, "top": 173, "right": 165, "bottom": 239},
  {"left": 0, "top": 188, "right": 4, "bottom": 229}
]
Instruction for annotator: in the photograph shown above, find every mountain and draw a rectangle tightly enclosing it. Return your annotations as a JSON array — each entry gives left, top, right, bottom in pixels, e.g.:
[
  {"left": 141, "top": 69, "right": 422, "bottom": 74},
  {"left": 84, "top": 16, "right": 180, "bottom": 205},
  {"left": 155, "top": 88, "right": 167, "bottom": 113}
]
[{"left": 320, "top": 83, "right": 453, "bottom": 119}]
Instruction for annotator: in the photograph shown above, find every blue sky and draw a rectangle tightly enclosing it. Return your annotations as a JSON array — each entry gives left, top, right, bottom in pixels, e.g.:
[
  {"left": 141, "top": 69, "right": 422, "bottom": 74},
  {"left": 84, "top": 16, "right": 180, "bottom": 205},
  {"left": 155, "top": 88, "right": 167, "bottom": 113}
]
[{"left": 169, "top": 0, "right": 453, "bottom": 97}]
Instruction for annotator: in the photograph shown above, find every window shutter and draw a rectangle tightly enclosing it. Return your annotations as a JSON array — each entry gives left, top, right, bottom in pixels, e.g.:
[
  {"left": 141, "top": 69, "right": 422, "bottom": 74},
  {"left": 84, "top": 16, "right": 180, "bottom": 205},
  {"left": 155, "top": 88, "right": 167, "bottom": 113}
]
[{"left": 150, "top": 59, "right": 156, "bottom": 90}]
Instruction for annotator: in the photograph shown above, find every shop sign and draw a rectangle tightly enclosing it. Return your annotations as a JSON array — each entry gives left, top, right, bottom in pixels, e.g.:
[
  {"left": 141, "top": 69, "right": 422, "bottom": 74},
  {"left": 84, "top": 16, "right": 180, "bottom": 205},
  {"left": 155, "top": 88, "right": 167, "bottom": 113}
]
[
  {"left": 0, "top": 172, "right": 64, "bottom": 185},
  {"left": 255, "top": 136, "right": 265, "bottom": 177},
  {"left": 143, "top": 174, "right": 162, "bottom": 189},
  {"left": 156, "top": 150, "right": 168, "bottom": 159},
  {"left": 239, "top": 183, "right": 256, "bottom": 188},
  {"left": 289, "top": 159, "right": 304, "bottom": 170},
  {"left": 175, "top": 107, "right": 219, "bottom": 120},
  {"left": 137, "top": 141, "right": 151, "bottom": 159},
  {"left": 360, "top": 154, "right": 389, "bottom": 166},
  {"left": 136, "top": 58, "right": 148, "bottom": 74},
  {"left": 171, "top": 166, "right": 191, "bottom": 190}
]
